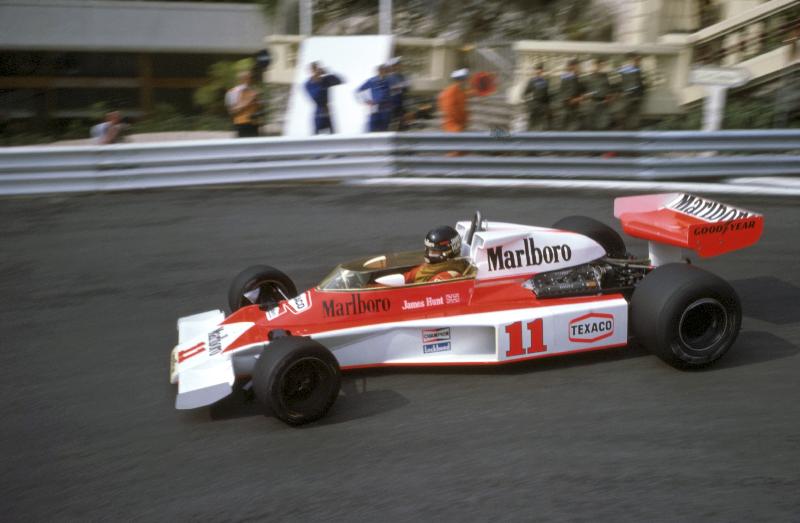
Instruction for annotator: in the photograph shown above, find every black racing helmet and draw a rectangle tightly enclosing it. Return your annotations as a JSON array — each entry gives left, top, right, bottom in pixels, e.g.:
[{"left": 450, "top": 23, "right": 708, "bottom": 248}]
[{"left": 424, "top": 225, "right": 462, "bottom": 263}]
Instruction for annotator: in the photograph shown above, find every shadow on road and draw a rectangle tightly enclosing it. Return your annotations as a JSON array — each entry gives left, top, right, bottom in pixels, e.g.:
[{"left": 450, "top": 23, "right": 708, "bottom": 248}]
[
  {"left": 712, "top": 330, "right": 799, "bottom": 370},
  {"left": 205, "top": 376, "right": 410, "bottom": 426},
  {"left": 317, "top": 377, "right": 410, "bottom": 426},
  {"left": 733, "top": 277, "right": 800, "bottom": 325},
  {"left": 208, "top": 383, "right": 262, "bottom": 421}
]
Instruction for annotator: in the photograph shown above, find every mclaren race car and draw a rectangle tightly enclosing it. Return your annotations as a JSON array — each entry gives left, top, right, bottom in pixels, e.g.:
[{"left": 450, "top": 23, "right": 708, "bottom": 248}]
[{"left": 169, "top": 193, "right": 763, "bottom": 425}]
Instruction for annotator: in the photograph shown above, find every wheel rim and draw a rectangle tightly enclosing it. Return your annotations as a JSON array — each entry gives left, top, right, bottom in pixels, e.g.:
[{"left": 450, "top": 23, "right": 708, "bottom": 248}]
[
  {"left": 278, "top": 357, "right": 333, "bottom": 417},
  {"left": 240, "top": 279, "right": 287, "bottom": 309},
  {"left": 678, "top": 298, "right": 728, "bottom": 352}
]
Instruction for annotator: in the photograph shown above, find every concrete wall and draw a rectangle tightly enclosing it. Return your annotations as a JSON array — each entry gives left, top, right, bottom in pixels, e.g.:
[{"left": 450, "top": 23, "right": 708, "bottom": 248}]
[{"left": 0, "top": 0, "right": 270, "bottom": 53}]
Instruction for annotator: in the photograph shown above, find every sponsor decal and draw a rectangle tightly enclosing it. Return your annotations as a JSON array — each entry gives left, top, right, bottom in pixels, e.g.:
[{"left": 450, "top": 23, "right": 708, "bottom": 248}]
[
  {"left": 286, "top": 292, "right": 311, "bottom": 314},
  {"left": 266, "top": 291, "right": 312, "bottom": 320},
  {"left": 422, "top": 327, "right": 452, "bottom": 354},
  {"left": 322, "top": 294, "right": 391, "bottom": 317},
  {"left": 487, "top": 238, "right": 572, "bottom": 272},
  {"left": 266, "top": 305, "right": 284, "bottom": 321},
  {"left": 692, "top": 219, "right": 757, "bottom": 236},
  {"left": 568, "top": 312, "right": 614, "bottom": 343},
  {"left": 423, "top": 327, "right": 450, "bottom": 343},
  {"left": 208, "top": 327, "right": 227, "bottom": 356},
  {"left": 423, "top": 341, "right": 451, "bottom": 354},
  {"left": 667, "top": 194, "right": 756, "bottom": 223}
]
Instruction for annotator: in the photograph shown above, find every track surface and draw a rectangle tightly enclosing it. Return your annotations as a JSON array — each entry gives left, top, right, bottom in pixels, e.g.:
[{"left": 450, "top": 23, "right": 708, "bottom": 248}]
[{"left": 1, "top": 186, "right": 799, "bottom": 521}]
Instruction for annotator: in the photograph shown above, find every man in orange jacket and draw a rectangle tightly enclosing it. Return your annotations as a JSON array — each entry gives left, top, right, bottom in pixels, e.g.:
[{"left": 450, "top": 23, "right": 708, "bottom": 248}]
[{"left": 438, "top": 68, "right": 470, "bottom": 132}]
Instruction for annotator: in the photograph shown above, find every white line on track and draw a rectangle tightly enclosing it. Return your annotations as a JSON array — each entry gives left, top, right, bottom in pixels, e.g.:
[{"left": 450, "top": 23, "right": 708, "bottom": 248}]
[{"left": 348, "top": 177, "right": 800, "bottom": 197}]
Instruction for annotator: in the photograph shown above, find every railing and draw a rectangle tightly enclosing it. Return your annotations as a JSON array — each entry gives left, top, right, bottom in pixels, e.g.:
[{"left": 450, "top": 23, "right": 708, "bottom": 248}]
[
  {"left": 695, "top": 20, "right": 797, "bottom": 65},
  {"left": 1, "top": 131, "right": 799, "bottom": 195},
  {"left": 691, "top": 0, "right": 800, "bottom": 66},
  {"left": 0, "top": 135, "right": 394, "bottom": 195}
]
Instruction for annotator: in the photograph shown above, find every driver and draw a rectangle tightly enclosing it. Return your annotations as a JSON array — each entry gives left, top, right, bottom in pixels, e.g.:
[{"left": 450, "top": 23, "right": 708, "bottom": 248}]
[{"left": 405, "top": 226, "right": 469, "bottom": 283}]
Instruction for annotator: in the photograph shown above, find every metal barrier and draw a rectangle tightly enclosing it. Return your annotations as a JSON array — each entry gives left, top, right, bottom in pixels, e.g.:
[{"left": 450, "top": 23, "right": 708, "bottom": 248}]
[{"left": 1, "top": 131, "right": 799, "bottom": 195}]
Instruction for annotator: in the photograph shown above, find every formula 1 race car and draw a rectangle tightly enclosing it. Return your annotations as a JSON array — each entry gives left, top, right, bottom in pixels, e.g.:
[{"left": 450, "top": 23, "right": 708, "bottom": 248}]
[{"left": 169, "top": 193, "right": 763, "bottom": 425}]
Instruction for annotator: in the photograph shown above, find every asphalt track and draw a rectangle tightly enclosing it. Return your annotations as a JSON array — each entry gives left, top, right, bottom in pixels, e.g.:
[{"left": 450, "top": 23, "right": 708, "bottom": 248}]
[{"left": 1, "top": 185, "right": 799, "bottom": 522}]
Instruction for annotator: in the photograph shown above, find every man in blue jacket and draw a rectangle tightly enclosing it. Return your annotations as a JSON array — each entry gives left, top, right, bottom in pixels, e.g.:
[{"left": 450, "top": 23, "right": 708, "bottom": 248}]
[
  {"left": 305, "top": 61, "right": 343, "bottom": 134},
  {"left": 356, "top": 64, "right": 392, "bottom": 132}
]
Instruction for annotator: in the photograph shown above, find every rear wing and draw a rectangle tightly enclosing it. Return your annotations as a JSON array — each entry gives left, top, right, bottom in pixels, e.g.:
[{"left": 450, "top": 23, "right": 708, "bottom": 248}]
[{"left": 614, "top": 193, "right": 763, "bottom": 261}]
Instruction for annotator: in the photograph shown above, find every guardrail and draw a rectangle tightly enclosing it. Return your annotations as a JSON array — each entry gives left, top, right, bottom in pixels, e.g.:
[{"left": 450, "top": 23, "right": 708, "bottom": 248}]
[{"left": 1, "top": 130, "right": 799, "bottom": 195}]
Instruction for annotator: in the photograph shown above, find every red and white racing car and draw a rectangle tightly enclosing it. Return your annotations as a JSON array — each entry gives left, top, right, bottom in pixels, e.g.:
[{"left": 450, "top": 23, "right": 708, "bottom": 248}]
[{"left": 170, "top": 193, "right": 763, "bottom": 425}]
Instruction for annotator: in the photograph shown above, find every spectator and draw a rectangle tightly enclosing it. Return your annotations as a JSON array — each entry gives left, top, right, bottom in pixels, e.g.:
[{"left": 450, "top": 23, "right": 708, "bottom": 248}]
[
  {"left": 225, "top": 70, "right": 262, "bottom": 138},
  {"left": 559, "top": 59, "right": 585, "bottom": 131},
  {"left": 586, "top": 57, "right": 613, "bottom": 130},
  {"left": 618, "top": 53, "right": 647, "bottom": 130},
  {"left": 438, "top": 68, "right": 470, "bottom": 133},
  {"left": 90, "top": 111, "right": 126, "bottom": 144},
  {"left": 523, "top": 63, "right": 552, "bottom": 131},
  {"left": 356, "top": 64, "right": 393, "bottom": 132},
  {"left": 387, "top": 56, "right": 410, "bottom": 131},
  {"left": 305, "top": 61, "right": 343, "bottom": 134}
]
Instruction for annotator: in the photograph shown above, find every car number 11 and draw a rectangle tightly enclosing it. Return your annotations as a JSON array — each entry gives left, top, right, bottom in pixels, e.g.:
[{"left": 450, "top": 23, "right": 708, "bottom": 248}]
[{"left": 503, "top": 319, "right": 547, "bottom": 357}]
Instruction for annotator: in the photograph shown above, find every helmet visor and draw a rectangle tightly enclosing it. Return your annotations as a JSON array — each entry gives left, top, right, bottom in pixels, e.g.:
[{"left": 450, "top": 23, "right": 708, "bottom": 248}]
[{"left": 424, "top": 234, "right": 461, "bottom": 263}]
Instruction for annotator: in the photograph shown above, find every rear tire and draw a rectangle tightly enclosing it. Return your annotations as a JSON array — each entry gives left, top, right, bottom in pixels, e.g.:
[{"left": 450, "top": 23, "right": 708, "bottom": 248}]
[
  {"left": 252, "top": 336, "right": 341, "bottom": 425},
  {"left": 228, "top": 265, "right": 297, "bottom": 313},
  {"left": 552, "top": 215, "right": 627, "bottom": 258},
  {"left": 631, "top": 263, "right": 741, "bottom": 369}
]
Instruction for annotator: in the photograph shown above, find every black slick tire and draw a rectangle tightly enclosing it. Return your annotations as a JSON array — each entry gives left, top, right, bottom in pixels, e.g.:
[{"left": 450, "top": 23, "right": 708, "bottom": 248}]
[
  {"left": 552, "top": 215, "right": 627, "bottom": 258},
  {"left": 228, "top": 265, "right": 297, "bottom": 313},
  {"left": 252, "top": 336, "right": 341, "bottom": 425},
  {"left": 631, "top": 263, "right": 741, "bottom": 369}
]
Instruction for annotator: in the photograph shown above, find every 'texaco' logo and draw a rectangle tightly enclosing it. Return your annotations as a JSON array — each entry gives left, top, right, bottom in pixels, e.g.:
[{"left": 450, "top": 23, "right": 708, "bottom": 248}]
[
  {"left": 487, "top": 238, "right": 572, "bottom": 272},
  {"left": 322, "top": 294, "right": 391, "bottom": 318},
  {"left": 568, "top": 312, "right": 614, "bottom": 343}
]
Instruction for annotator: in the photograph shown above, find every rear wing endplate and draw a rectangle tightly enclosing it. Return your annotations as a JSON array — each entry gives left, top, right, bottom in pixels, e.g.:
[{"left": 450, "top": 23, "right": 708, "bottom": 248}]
[{"left": 614, "top": 193, "right": 763, "bottom": 258}]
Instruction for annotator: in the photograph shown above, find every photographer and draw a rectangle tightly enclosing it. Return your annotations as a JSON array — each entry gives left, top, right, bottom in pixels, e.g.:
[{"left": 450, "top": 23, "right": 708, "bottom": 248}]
[{"left": 305, "top": 61, "right": 343, "bottom": 134}]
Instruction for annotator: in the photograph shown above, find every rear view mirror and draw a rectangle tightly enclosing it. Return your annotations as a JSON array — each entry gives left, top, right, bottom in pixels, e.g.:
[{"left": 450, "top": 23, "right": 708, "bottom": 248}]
[{"left": 375, "top": 274, "right": 406, "bottom": 287}]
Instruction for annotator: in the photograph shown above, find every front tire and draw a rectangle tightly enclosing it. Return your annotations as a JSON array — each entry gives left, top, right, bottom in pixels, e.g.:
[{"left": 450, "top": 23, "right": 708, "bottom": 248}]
[
  {"left": 228, "top": 265, "right": 297, "bottom": 313},
  {"left": 252, "top": 336, "right": 341, "bottom": 425},
  {"left": 631, "top": 263, "right": 741, "bottom": 369}
]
